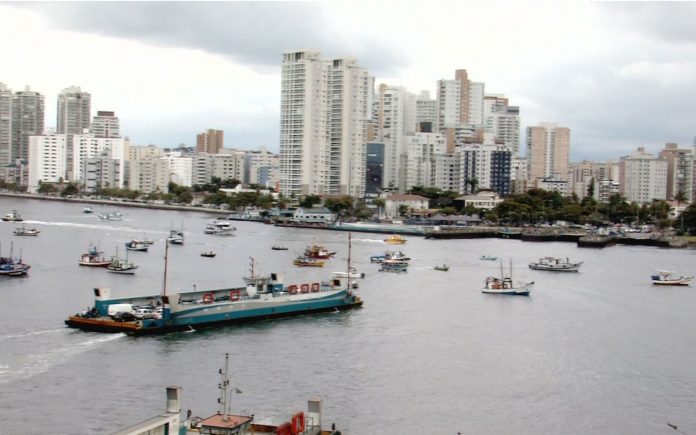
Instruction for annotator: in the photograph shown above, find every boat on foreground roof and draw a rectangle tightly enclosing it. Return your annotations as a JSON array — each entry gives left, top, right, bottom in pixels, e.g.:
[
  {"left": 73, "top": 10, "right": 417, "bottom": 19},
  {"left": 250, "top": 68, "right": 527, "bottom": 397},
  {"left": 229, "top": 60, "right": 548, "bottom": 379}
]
[
  {"left": 65, "top": 239, "right": 363, "bottom": 335},
  {"left": 651, "top": 270, "right": 693, "bottom": 286}
]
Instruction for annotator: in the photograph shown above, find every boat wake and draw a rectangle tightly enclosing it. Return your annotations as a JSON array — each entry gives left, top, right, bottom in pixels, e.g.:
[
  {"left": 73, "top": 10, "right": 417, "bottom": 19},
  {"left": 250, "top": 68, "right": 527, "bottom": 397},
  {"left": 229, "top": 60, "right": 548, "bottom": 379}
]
[
  {"left": 0, "top": 328, "right": 65, "bottom": 342},
  {"left": 0, "top": 332, "right": 125, "bottom": 385},
  {"left": 21, "top": 220, "right": 169, "bottom": 235}
]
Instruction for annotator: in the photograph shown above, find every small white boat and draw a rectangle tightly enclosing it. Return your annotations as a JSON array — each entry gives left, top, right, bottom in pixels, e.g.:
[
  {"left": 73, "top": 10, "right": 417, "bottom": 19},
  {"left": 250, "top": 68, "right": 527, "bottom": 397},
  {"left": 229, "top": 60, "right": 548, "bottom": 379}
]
[
  {"left": 201, "top": 251, "right": 216, "bottom": 258},
  {"left": 13, "top": 225, "right": 40, "bottom": 236},
  {"left": 379, "top": 259, "right": 409, "bottom": 272},
  {"left": 167, "top": 222, "right": 185, "bottom": 244},
  {"left": 529, "top": 257, "right": 582, "bottom": 272},
  {"left": 98, "top": 211, "right": 122, "bottom": 221},
  {"left": 2, "top": 210, "right": 23, "bottom": 222},
  {"left": 651, "top": 270, "right": 693, "bottom": 286},
  {"left": 83, "top": 206, "right": 94, "bottom": 214},
  {"left": 434, "top": 264, "right": 449, "bottom": 271},
  {"left": 480, "top": 255, "right": 498, "bottom": 261},
  {"left": 333, "top": 267, "right": 365, "bottom": 279},
  {"left": 482, "top": 259, "right": 533, "bottom": 295}
]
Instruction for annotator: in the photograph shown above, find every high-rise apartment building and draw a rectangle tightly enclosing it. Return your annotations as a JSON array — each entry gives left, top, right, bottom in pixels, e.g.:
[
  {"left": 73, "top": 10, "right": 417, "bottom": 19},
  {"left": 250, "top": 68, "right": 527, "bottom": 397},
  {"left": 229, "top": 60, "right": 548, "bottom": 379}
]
[
  {"left": 658, "top": 143, "right": 694, "bottom": 202},
  {"left": 402, "top": 132, "right": 446, "bottom": 192},
  {"left": 57, "top": 86, "right": 91, "bottom": 178},
  {"left": 468, "top": 82, "right": 485, "bottom": 126},
  {"left": 454, "top": 69, "right": 470, "bottom": 125},
  {"left": 415, "top": 91, "right": 437, "bottom": 129},
  {"left": 436, "top": 79, "right": 461, "bottom": 131},
  {"left": 27, "top": 129, "right": 66, "bottom": 192},
  {"left": 619, "top": 147, "right": 667, "bottom": 204},
  {"left": 526, "top": 123, "right": 570, "bottom": 181},
  {"left": 11, "top": 86, "right": 44, "bottom": 164},
  {"left": 72, "top": 132, "right": 126, "bottom": 188},
  {"left": 375, "top": 85, "right": 416, "bottom": 190},
  {"left": 484, "top": 94, "right": 520, "bottom": 155},
  {"left": 245, "top": 147, "right": 279, "bottom": 187},
  {"left": 279, "top": 50, "right": 370, "bottom": 198},
  {"left": 0, "top": 83, "right": 12, "bottom": 165},
  {"left": 196, "top": 129, "right": 224, "bottom": 154},
  {"left": 91, "top": 111, "right": 120, "bottom": 138}
]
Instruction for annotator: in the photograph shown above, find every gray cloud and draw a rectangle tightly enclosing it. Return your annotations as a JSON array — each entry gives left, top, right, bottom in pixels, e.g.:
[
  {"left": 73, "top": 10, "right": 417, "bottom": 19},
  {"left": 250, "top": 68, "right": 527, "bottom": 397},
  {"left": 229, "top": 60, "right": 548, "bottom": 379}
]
[
  {"left": 17, "top": 2, "right": 407, "bottom": 75},
  {"left": 599, "top": 2, "right": 696, "bottom": 45}
]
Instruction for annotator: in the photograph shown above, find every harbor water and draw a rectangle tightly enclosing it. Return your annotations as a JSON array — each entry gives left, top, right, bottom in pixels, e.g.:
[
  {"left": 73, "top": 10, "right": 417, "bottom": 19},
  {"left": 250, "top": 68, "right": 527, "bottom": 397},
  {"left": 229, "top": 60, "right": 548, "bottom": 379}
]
[{"left": 1, "top": 198, "right": 695, "bottom": 434}]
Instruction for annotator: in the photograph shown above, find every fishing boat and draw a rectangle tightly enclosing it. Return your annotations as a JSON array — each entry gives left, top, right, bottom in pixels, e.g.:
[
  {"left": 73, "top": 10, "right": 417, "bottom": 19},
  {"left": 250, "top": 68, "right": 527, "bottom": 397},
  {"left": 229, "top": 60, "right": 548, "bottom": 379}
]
[
  {"left": 13, "top": 225, "right": 40, "bottom": 236},
  {"left": 651, "top": 270, "right": 693, "bottom": 286},
  {"left": 64, "top": 239, "right": 363, "bottom": 335},
  {"left": 125, "top": 240, "right": 149, "bottom": 252},
  {"left": 0, "top": 243, "right": 30, "bottom": 276},
  {"left": 78, "top": 244, "right": 112, "bottom": 267},
  {"left": 201, "top": 251, "right": 216, "bottom": 258},
  {"left": 529, "top": 256, "right": 583, "bottom": 272},
  {"left": 333, "top": 267, "right": 365, "bottom": 279},
  {"left": 379, "top": 259, "right": 409, "bottom": 272},
  {"left": 384, "top": 234, "right": 407, "bottom": 244},
  {"left": 83, "top": 206, "right": 94, "bottom": 213},
  {"left": 98, "top": 211, "right": 123, "bottom": 221},
  {"left": 482, "top": 259, "right": 533, "bottom": 296},
  {"left": 434, "top": 264, "right": 449, "bottom": 271},
  {"left": 480, "top": 255, "right": 498, "bottom": 261},
  {"left": 204, "top": 218, "right": 236, "bottom": 235},
  {"left": 2, "top": 210, "right": 23, "bottom": 222},
  {"left": 304, "top": 245, "right": 335, "bottom": 259},
  {"left": 293, "top": 256, "right": 325, "bottom": 267},
  {"left": 271, "top": 245, "right": 289, "bottom": 251},
  {"left": 107, "top": 248, "right": 138, "bottom": 274}
]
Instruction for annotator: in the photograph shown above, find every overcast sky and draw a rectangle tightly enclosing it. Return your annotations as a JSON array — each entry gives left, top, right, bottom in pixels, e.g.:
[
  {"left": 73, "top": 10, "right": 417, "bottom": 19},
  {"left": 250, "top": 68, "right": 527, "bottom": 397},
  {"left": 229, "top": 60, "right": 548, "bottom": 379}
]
[{"left": 2, "top": 1, "right": 695, "bottom": 160}]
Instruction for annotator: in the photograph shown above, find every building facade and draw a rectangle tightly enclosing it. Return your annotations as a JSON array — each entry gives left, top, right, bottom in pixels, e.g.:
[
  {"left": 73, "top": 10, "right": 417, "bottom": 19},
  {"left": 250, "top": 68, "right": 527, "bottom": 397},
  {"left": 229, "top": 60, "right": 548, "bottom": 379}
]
[
  {"left": 91, "top": 111, "right": 120, "bottom": 138},
  {"left": 196, "top": 129, "right": 224, "bottom": 154},
  {"left": 27, "top": 130, "right": 66, "bottom": 192},
  {"left": 72, "top": 132, "right": 126, "bottom": 188},
  {"left": 526, "top": 122, "right": 570, "bottom": 182},
  {"left": 11, "top": 86, "right": 44, "bottom": 165},
  {"left": 658, "top": 142, "right": 694, "bottom": 203},
  {"left": 619, "top": 147, "right": 667, "bottom": 204},
  {"left": 57, "top": 86, "right": 91, "bottom": 178},
  {"left": 0, "top": 83, "right": 12, "bottom": 165}
]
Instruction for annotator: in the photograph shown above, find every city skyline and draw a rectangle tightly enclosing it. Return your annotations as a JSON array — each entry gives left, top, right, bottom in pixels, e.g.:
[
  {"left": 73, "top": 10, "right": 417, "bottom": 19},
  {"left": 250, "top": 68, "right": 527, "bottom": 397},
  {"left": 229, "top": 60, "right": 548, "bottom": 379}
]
[{"left": 2, "top": 2, "right": 695, "bottom": 159}]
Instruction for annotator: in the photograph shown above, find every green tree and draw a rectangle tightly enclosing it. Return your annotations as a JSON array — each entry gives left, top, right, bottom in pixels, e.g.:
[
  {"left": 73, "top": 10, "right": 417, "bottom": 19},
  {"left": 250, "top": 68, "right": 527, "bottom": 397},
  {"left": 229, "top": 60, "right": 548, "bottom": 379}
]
[
  {"left": 61, "top": 182, "right": 80, "bottom": 197},
  {"left": 299, "top": 194, "right": 322, "bottom": 208},
  {"left": 37, "top": 181, "right": 57, "bottom": 194},
  {"left": 398, "top": 204, "right": 409, "bottom": 217},
  {"left": 324, "top": 196, "right": 354, "bottom": 213}
]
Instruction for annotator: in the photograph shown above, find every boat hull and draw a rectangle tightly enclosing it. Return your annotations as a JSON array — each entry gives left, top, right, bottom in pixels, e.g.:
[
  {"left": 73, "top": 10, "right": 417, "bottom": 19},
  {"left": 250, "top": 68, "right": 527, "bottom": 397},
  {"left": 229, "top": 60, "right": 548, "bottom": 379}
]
[
  {"left": 528, "top": 264, "right": 581, "bottom": 272},
  {"left": 652, "top": 280, "right": 691, "bottom": 286}
]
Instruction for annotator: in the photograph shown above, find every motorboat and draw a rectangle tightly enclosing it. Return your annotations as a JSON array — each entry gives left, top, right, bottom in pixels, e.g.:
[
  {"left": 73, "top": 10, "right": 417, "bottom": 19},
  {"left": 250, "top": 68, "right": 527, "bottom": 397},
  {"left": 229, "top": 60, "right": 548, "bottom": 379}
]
[
  {"left": 125, "top": 240, "right": 149, "bottom": 252},
  {"left": 370, "top": 251, "right": 411, "bottom": 263},
  {"left": 384, "top": 234, "right": 407, "bottom": 244},
  {"left": 333, "top": 267, "right": 365, "bottom": 279},
  {"left": 651, "top": 270, "right": 693, "bottom": 286},
  {"left": 480, "top": 255, "right": 498, "bottom": 261},
  {"left": 83, "top": 206, "right": 94, "bottom": 214},
  {"left": 2, "top": 210, "right": 23, "bottom": 222},
  {"left": 204, "top": 218, "right": 236, "bottom": 235},
  {"left": 13, "top": 225, "right": 40, "bottom": 236},
  {"left": 201, "top": 251, "right": 216, "bottom": 258},
  {"left": 434, "top": 264, "right": 449, "bottom": 271},
  {"left": 271, "top": 245, "right": 289, "bottom": 251},
  {"left": 167, "top": 229, "right": 184, "bottom": 245},
  {"left": 529, "top": 257, "right": 582, "bottom": 272},
  {"left": 379, "top": 259, "right": 408, "bottom": 272},
  {"left": 78, "top": 244, "right": 111, "bottom": 267},
  {"left": 98, "top": 211, "right": 123, "bottom": 221},
  {"left": 482, "top": 259, "right": 533, "bottom": 295}
]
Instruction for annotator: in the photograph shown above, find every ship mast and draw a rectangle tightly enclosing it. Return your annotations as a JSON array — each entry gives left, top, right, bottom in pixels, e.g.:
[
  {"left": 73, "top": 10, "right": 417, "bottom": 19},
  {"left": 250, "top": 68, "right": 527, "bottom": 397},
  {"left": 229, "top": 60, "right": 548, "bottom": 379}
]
[
  {"left": 161, "top": 241, "right": 169, "bottom": 297},
  {"left": 218, "top": 352, "right": 230, "bottom": 421},
  {"left": 346, "top": 232, "right": 352, "bottom": 290}
]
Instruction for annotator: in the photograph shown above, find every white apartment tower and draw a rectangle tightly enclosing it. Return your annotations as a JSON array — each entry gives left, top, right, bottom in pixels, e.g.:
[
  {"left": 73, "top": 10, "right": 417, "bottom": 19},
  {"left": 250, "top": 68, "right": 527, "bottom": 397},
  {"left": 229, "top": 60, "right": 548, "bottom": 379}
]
[
  {"left": 402, "top": 132, "right": 446, "bottom": 191},
  {"left": 91, "top": 111, "right": 120, "bottom": 138},
  {"left": 57, "top": 86, "right": 91, "bottom": 178},
  {"left": 0, "top": 83, "right": 11, "bottom": 165},
  {"left": 376, "top": 85, "right": 416, "bottom": 190},
  {"left": 28, "top": 130, "right": 66, "bottom": 193},
  {"left": 72, "top": 132, "right": 126, "bottom": 188},
  {"left": 436, "top": 79, "right": 461, "bottom": 131},
  {"left": 279, "top": 50, "right": 370, "bottom": 198},
  {"left": 484, "top": 94, "right": 520, "bottom": 155},
  {"left": 415, "top": 91, "right": 437, "bottom": 129},
  {"left": 619, "top": 147, "right": 667, "bottom": 204}
]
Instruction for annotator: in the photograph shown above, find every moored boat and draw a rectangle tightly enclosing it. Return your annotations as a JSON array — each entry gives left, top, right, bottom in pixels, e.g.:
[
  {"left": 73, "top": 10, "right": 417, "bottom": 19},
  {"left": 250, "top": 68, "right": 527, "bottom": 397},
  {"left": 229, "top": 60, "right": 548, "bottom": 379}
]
[
  {"left": 167, "top": 222, "right": 185, "bottom": 245},
  {"left": 2, "top": 210, "right": 23, "bottom": 222},
  {"left": 107, "top": 250, "right": 138, "bottom": 274},
  {"left": 651, "top": 270, "right": 693, "bottom": 286},
  {"left": 482, "top": 259, "right": 533, "bottom": 296},
  {"left": 83, "top": 206, "right": 93, "bottom": 213},
  {"left": 201, "top": 251, "right": 216, "bottom": 258},
  {"left": 379, "top": 259, "right": 409, "bottom": 272},
  {"left": 125, "top": 240, "right": 149, "bottom": 251},
  {"left": 480, "top": 255, "right": 498, "bottom": 261},
  {"left": 370, "top": 250, "right": 411, "bottom": 263},
  {"left": 65, "top": 243, "right": 363, "bottom": 335},
  {"left": 13, "top": 225, "right": 40, "bottom": 236},
  {"left": 384, "top": 234, "right": 407, "bottom": 244},
  {"left": 333, "top": 267, "right": 365, "bottom": 279},
  {"left": 529, "top": 256, "right": 583, "bottom": 272},
  {"left": 97, "top": 211, "right": 122, "bottom": 221},
  {"left": 204, "top": 218, "right": 236, "bottom": 235},
  {"left": 304, "top": 244, "right": 335, "bottom": 259},
  {"left": 271, "top": 245, "right": 289, "bottom": 251},
  {"left": 434, "top": 264, "right": 449, "bottom": 271},
  {"left": 78, "top": 244, "right": 111, "bottom": 267}
]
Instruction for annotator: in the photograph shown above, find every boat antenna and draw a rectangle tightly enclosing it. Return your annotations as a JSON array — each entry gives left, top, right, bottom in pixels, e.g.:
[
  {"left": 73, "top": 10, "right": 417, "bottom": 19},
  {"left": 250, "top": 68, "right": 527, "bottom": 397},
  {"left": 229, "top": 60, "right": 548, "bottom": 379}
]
[
  {"left": 509, "top": 257, "right": 513, "bottom": 281},
  {"left": 217, "top": 353, "right": 242, "bottom": 422},
  {"left": 161, "top": 241, "right": 169, "bottom": 297}
]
